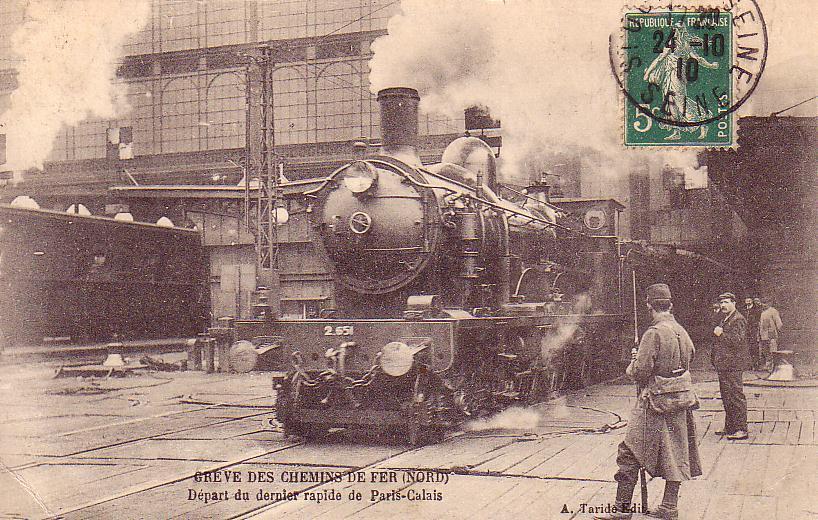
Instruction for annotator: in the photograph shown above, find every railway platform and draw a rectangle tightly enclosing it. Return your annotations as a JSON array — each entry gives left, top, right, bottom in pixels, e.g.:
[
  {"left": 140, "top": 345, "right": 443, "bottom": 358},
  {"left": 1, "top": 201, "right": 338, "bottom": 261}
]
[{"left": 1, "top": 360, "right": 816, "bottom": 519}]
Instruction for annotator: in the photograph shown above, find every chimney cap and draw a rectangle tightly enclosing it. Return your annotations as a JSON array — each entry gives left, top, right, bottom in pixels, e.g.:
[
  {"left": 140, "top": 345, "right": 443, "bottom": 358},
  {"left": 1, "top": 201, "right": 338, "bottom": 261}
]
[{"left": 377, "top": 87, "right": 420, "bottom": 101}]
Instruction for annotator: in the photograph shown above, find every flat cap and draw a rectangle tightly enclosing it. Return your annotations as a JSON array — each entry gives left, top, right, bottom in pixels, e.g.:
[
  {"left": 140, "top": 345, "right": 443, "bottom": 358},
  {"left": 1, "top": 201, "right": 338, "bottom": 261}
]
[
  {"left": 646, "top": 283, "right": 672, "bottom": 302},
  {"left": 718, "top": 292, "right": 736, "bottom": 301}
]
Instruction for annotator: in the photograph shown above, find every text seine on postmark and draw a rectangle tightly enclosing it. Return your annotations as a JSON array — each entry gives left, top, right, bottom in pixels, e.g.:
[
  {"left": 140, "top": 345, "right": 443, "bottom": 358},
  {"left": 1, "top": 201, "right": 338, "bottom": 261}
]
[{"left": 615, "top": 1, "right": 767, "bottom": 147}]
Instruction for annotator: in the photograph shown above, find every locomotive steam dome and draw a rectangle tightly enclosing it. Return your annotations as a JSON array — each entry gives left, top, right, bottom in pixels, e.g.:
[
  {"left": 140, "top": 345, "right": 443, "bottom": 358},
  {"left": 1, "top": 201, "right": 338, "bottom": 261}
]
[{"left": 440, "top": 136, "right": 497, "bottom": 189}]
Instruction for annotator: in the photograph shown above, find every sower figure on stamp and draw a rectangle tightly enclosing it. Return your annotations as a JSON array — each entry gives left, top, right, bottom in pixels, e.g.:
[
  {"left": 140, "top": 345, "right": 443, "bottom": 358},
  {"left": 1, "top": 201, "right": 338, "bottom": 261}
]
[
  {"left": 595, "top": 284, "right": 702, "bottom": 520},
  {"left": 712, "top": 292, "right": 750, "bottom": 440}
]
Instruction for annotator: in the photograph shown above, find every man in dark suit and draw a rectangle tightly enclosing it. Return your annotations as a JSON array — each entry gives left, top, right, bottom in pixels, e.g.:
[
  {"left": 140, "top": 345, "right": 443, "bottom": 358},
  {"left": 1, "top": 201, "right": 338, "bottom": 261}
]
[{"left": 712, "top": 292, "right": 750, "bottom": 440}]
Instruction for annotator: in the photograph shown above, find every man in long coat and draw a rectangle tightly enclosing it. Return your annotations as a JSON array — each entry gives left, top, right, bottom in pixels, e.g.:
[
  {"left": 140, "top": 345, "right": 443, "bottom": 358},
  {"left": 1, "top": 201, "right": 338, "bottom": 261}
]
[
  {"left": 596, "top": 283, "right": 702, "bottom": 520},
  {"left": 758, "top": 299, "right": 783, "bottom": 369},
  {"left": 712, "top": 292, "right": 750, "bottom": 439}
]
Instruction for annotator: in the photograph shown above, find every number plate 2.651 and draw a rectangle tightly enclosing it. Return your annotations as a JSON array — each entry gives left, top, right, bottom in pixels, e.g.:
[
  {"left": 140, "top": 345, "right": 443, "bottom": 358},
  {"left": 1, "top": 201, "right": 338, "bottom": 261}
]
[{"left": 323, "top": 325, "right": 354, "bottom": 336}]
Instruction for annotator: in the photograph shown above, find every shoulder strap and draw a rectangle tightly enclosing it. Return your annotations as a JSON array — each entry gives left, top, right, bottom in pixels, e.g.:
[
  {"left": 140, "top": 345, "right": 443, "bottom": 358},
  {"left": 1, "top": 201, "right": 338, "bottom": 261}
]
[{"left": 653, "top": 321, "right": 687, "bottom": 371}]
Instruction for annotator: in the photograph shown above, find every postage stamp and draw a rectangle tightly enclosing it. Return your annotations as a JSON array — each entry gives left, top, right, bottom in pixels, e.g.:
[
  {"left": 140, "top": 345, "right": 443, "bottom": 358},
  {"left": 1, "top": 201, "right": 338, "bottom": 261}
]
[
  {"left": 619, "top": 2, "right": 767, "bottom": 147},
  {"left": 624, "top": 10, "right": 733, "bottom": 146}
]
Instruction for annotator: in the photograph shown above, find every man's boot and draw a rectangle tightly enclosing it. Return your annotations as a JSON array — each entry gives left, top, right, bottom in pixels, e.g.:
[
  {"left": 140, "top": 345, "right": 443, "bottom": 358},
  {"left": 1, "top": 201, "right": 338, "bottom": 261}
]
[
  {"left": 593, "top": 481, "right": 636, "bottom": 519},
  {"left": 647, "top": 480, "right": 680, "bottom": 520}
]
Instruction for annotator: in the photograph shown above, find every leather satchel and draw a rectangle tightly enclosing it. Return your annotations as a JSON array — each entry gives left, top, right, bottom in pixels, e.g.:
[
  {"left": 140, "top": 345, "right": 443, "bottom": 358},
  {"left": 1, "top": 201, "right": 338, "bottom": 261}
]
[
  {"left": 646, "top": 324, "right": 700, "bottom": 414},
  {"left": 647, "top": 370, "right": 699, "bottom": 414}
]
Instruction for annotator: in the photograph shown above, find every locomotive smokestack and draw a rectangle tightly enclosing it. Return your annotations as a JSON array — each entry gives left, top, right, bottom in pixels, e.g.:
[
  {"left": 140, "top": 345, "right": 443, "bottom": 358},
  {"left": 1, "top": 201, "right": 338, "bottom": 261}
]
[{"left": 377, "top": 87, "right": 421, "bottom": 166}]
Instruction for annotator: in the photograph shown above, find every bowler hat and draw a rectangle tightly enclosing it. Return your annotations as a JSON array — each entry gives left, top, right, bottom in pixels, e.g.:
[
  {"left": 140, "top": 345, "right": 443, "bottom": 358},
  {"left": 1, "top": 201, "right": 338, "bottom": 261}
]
[
  {"left": 718, "top": 292, "right": 736, "bottom": 302},
  {"left": 646, "top": 283, "right": 672, "bottom": 302}
]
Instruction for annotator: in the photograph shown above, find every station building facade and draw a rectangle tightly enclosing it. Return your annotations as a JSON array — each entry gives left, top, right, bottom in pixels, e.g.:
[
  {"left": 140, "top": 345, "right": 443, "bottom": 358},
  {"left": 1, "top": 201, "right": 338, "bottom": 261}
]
[{"left": 0, "top": 1, "right": 754, "bottom": 334}]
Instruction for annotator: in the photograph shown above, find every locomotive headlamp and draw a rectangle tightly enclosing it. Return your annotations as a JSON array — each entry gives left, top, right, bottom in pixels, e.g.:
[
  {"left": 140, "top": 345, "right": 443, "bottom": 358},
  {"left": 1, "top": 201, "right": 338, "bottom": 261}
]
[
  {"left": 379, "top": 341, "right": 414, "bottom": 377},
  {"left": 342, "top": 161, "right": 378, "bottom": 194}
]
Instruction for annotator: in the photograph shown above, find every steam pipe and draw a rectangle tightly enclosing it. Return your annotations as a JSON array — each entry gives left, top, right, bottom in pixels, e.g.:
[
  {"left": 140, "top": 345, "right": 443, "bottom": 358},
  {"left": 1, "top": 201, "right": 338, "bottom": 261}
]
[{"left": 480, "top": 184, "right": 512, "bottom": 306}]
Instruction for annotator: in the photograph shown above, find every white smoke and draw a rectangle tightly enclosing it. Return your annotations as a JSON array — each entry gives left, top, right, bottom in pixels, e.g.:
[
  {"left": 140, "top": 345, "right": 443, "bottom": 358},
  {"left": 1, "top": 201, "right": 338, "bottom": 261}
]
[
  {"left": 465, "top": 406, "right": 540, "bottom": 432},
  {"left": 539, "top": 293, "right": 592, "bottom": 360},
  {"left": 0, "top": 0, "right": 150, "bottom": 170},
  {"left": 369, "top": 0, "right": 701, "bottom": 182}
]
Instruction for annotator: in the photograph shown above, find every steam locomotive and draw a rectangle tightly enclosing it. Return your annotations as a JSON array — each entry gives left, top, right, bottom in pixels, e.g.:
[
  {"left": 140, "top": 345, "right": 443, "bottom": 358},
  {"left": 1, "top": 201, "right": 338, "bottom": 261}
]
[{"left": 225, "top": 88, "right": 633, "bottom": 444}]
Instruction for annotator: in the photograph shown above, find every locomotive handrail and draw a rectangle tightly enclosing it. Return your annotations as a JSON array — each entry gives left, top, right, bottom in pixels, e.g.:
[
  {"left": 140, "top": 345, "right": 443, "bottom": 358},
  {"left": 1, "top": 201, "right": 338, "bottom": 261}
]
[
  {"left": 301, "top": 158, "right": 585, "bottom": 236},
  {"left": 415, "top": 167, "right": 584, "bottom": 235},
  {"left": 497, "top": 184, "right": 566, "bottom": 215},
  {"left": 513, "top": 267, "right": 534, "bottom": 298}
]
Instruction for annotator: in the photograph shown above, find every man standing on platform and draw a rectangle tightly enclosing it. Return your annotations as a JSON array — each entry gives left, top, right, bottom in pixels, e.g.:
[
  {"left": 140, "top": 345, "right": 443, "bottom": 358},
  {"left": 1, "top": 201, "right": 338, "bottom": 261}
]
[
  {"left": 712, "top": 292, "right": 750, "bottom": 440},
  {"left": 758, "top": 298, "right": 783, "bottom": 370},
  {"left": 595, "top": 284, "right": 702, "bottom": 520}
]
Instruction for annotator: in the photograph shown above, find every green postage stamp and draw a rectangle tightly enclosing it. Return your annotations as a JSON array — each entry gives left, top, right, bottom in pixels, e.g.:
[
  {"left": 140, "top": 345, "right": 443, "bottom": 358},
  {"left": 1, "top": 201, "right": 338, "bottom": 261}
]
[{"left": 623, "top": 10, "right": 732, "bottom": 146}]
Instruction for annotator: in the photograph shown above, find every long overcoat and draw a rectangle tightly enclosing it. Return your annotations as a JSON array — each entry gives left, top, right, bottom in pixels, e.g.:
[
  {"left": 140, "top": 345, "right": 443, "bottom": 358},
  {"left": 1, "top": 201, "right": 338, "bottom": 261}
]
[
  {"left": 759, "top": 306, "right": 783, "bottom": 342},
  {"left": 624, "top": 314, "right": 703, "bottom": 481}
]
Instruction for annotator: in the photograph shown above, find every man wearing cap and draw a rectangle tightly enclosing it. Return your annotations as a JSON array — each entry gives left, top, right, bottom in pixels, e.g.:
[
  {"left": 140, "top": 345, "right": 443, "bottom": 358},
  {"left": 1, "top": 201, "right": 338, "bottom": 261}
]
[
  {"left": 712, "top": 292, "right": 750, "bottom": 440},
  {"left": 596, "top": 284, "right": 701, "bottom": 520}
]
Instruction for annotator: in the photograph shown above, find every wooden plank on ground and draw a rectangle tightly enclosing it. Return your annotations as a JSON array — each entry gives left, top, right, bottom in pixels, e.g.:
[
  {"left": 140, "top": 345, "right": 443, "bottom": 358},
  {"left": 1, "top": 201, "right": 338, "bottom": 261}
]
[
  {"left": 768, "top": 420, "right": 790, "bottom": 445},
  {"left": 740, "top": 495, "right": 778, "bottom": 520},
  {"left": 775, "top": 446, "right": 818, "bottom": 520},
  {"left": 525, "top": 434, "right": 602, "bottom": 478},
  {"left": 733, "top": 444, "right": 768, "bottom": 496},
  {"left": 709, "top": 445, "right": 745, "bottom": 495},
  {"left": 760, "top": 445, "right": 796, "bottom": 497},
  {"left": 696, "top": 438, "right": 726, "bottom": 480},
  {"left": 755, "top": 418, "right": 775, "bottom": 445},
  {"left": 565, "top": 433, "right": 621, "bottom": 481},
  {"left": 678, "top": 479, "right": 715, "bottom": 520},
  {"left": 702, "top": 493, "right": 743, "bottom": 520},
  {"left": 486, "top": 435, "right": 575, "bottom": 475},
  {"left": 785, "top": 419, "right": 802, "bottom": 445}
]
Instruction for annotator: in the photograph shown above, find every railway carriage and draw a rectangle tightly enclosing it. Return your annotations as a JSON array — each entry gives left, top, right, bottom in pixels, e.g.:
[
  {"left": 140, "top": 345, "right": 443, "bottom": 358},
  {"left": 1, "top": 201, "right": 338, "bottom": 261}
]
[{"left": 0, "top": 204, "right": 208, "bottom": 349}]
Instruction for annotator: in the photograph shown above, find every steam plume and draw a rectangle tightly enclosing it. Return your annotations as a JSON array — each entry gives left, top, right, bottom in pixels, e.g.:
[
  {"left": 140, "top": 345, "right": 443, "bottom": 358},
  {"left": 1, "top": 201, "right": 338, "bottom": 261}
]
[
  {"left": 465, "top": 406, "right": 540, "bottom": 432},
  {"left": 369, "top": 0, "right": 697, "bottom": 181},
  {"left": 370, "top": 0, "right": 818, "bottom": 181},
  {"left": 0, "top": 0, "right": 150, "bottom": 170}
]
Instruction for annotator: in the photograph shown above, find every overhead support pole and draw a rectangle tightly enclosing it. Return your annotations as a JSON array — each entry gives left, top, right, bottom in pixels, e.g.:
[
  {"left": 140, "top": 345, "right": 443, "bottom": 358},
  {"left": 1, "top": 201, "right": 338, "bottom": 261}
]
[{"left": 243, "top": 45, "right": 281, "bottom": 318}]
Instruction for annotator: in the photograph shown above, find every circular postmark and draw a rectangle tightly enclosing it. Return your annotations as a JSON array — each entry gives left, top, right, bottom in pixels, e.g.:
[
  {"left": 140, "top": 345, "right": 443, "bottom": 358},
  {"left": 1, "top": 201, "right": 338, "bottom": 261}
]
[{"left": 611, "top": 0, "right": 768, "bottom": 145}]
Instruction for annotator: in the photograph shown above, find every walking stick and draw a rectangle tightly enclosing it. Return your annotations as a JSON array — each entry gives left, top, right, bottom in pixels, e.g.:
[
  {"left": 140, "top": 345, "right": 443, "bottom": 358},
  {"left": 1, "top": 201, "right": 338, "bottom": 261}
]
[
  {"left": 631, "top": 270, "right": 649, "bottom": 513},
  {"left": 638, "top": 385, "right": 649, "bottom": 513}
]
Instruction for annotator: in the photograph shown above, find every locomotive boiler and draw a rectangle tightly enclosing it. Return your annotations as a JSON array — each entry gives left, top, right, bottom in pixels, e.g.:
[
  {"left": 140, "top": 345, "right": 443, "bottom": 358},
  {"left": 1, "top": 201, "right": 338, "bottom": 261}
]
[{"left": 227, "top": 87, "right": 631, "bottom": 444}]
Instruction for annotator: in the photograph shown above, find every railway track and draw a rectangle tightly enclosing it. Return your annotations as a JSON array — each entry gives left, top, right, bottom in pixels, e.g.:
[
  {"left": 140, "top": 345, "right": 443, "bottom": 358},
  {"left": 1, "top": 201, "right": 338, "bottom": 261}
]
[
  {"left": 0, "top": 368, "right": 626, "bottom": 519},
  {"left": 17, "top": 367, "right": 816, "bottom": 519}
]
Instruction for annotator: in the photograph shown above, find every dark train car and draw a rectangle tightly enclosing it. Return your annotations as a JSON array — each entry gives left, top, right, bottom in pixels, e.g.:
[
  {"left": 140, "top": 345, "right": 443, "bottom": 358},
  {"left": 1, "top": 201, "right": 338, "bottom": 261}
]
[
  {"left": 0, "top": 204, "right": 208, "bottom": 348},
  {"left": 218, "top": 88, "right": 636, "bottom": 445}
]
